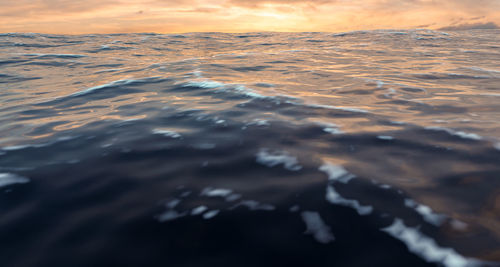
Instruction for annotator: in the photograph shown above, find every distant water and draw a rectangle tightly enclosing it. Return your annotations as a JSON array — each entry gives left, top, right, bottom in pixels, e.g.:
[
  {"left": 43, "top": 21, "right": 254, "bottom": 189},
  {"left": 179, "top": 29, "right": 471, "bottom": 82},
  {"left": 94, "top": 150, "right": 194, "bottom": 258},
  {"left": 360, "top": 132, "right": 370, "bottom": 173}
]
[{"left": 1, "top": 30, "right": 499, "bottom": 267}]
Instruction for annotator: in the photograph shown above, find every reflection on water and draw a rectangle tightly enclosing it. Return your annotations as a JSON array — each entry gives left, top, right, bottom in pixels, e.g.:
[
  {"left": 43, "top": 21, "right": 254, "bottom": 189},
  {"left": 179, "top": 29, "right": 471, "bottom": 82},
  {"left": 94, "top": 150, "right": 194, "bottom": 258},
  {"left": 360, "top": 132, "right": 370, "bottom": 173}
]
[{"left": 0, "top": 30, "right": 499, "bottom": 266}]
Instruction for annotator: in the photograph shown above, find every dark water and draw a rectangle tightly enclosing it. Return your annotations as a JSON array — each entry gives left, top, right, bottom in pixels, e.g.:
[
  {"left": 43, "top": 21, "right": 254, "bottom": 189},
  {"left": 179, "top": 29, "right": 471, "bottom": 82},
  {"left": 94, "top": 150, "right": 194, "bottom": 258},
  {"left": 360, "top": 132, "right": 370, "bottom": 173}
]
[{"left": 1, "top": 30, "right": 500, "bottom": 267}]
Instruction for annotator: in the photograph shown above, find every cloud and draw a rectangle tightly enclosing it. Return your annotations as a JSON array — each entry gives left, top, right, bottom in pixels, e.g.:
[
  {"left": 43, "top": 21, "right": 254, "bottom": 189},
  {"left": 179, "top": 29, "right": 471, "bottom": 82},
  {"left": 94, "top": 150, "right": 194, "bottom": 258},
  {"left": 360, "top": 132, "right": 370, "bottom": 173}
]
[
  {"left": 0, "top": 0, "right": 499, "bottom": 33},
  {"left": 439, "top": 22, "right": 499, "bottom": 31},
  {"left": 0, "top": 0, "right": 120, "bottom": 17},
  {"left": 227, "top": 0, "right": 335, "bottom": 8},
  {"left": 176, "top": 7, "right": 222, "bottom": 13}
]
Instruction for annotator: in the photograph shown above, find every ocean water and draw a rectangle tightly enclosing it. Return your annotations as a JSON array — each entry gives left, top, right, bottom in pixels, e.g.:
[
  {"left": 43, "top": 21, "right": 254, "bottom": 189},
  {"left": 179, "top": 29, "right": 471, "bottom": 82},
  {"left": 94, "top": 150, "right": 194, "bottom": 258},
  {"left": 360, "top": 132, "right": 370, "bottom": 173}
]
[{"left": 0, "top": 30, "right": 499, "bottom": 267}]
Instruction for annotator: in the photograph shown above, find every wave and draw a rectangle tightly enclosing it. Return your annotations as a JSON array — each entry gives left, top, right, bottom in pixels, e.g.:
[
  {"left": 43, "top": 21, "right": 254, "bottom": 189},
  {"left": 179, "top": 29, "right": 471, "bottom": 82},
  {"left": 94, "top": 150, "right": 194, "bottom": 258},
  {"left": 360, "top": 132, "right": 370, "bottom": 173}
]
[{"left": 1, "top": 30, "right": 499, "bottom": 267}]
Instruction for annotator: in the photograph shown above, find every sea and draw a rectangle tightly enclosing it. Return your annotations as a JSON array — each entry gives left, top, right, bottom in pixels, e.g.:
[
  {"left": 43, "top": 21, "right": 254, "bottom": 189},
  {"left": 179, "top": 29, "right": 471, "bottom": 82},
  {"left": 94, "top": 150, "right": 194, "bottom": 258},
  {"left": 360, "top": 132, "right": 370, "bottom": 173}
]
[{"left": 0, "top": 30, "right": 499, "bottom": 267}]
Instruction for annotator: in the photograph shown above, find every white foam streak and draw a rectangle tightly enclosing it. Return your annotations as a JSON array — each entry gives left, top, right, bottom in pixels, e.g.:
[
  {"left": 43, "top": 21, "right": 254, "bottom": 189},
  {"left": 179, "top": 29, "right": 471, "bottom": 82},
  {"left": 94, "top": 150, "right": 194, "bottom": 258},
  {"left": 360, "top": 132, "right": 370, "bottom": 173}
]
[
  {"left": 152, "top": 129, "right": 181, "bottom": 138},
  {"left": 323, "top": 127, "right": 343, "bottom": 134},
  {"left": 308, "top": 104, "right": 369, "bottom": 113},
  {"left": 183, "top": 80, "right": 225, "bottom": 89},
  {"left": 256, "top": 149, "right": 302, "bottom": 171},
  {"left": 326, "top": 185, "right": 373, "bottom": 215},
  {"left": 182, "top": 80, "right": 267, "bottom": 99},
  {"left": 71, "top": 79, "right": 133, "bottom": 97},
  {"left": 2, "top": 145, "right": 33, "bottom": 151},
  {"left": 301, "top": 211, "right": 335, "bottom": 244},
  {"left": 377, "top": 135, "right": 394, "bottom": 140},
  {"left": 319, "top": 163, "right": 355, "bottom": 184},
  {"left": 466, "top": 66, "right": 500, "bottom": 75},
  {"left": 201, "top": 187, "right": 233, "bottom": 197},
  {"left": 0, "top": 173, "right": 30, "bottom": 187},
  {"left": 494, "top": 143, "right": 500, "bottom": 151},
  {"left": 191, "top": 206, "right": 208, "bottom": 215},
  {"left": 382, "top": 219, "right": 479, "bottom": 267},
  {"left": 404, "top": 199, "right": 447, "bottom": 226},
  {"left": 157, "top": 210, "right": 185, "bottom": 222},
  {"left": 70, "top": 77, "right": 162, "bottom": 97},
  {"left": 2, "top": 136, "right": 79, "bottom": 152},
  {"left": 425, "top": 126, "right": 482, "bottom": 140},
  {"left": 203, "top": 210, "right": 219, "bottom": 219}
]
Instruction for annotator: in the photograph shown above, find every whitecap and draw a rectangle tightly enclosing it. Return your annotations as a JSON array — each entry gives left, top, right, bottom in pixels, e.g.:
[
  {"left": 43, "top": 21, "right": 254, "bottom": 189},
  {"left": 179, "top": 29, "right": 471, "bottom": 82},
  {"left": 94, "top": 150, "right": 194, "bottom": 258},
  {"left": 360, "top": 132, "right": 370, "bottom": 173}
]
[
  {"left": 201, "top": 187, "right": 233, "bottom": 198},
  {"left": 494, "top": 143, "right": 500, "bottom": 151},
  {"left": 319, "top": 163, "right": 355, "bottom": 184},
  {"left": 157, "top": 210, "right": 186, "bottom": 222},
  {"left": 326, "top": 185, "right": 373, "bottom": 215},
  {"left": 466, "top": 66, "right": 500, "bottom": 75},
  {"left": 152, "top": 129, "right": 181, "bottom": 138},
  {"left": 1, "top": 140, "right": 56, "bottom": 151},
  {"left": 70, "top": 77, "right": 163, "bottom": 97},
  {"left": 323, "top": 127, "right": 343, "bottom": 134},
  {"left": 2, "top": 145, "right": 33, "bottom": 151},
  {"left": 182, "top": 80, "right": 225, "bottom": 89},
  {"left": 166, "top": 199, "right": 181, "bottom": 209},
  {"left": 450, "top": 219, "right": 468, "bottom": 231},
  {"left": 229, "top": 85, "right": 267, "bottom": 99},
  {"left": 301, "top": 211, "right": 335, "bottom": 244},
  {"left": 256, "top": 149, "right": 302, "bottom": 171},
  {"left": 71, "top": 79, "right": 133, "bottom": 97},
  {"left": 382, "top": 219, "right": 479, "bottom": 267},
  {"left": 307, "top": 103, "right": 369, "bottom": 113},
  {"left": 0, "top": 173, "right": 30, "bottom": 188},
  {"left": 377, "top": 135, "right": 394, "bottom": 140},
  {"left": 203, "top": 210, "right": 219, "bottom": 219},
  {"left": 246, "top": 119, "right": 270, "bottom": 126},
  {"left": 314, "top": 122, "right": 343, "bottom": 135},
  {"left": 182, "top": 78, "right": 270, "bottom": 99},
  {"left": 425, "top": 126, "right": 482, "bottom": 140},
  {"left": 404, "top": 199, "right": 447, "bottom": 226},
  {"left": 225, "top": 194, "right": 242, "bottom": 202},
  {"left": 191, "top": 206, "right": 208, "bottom": 215}
]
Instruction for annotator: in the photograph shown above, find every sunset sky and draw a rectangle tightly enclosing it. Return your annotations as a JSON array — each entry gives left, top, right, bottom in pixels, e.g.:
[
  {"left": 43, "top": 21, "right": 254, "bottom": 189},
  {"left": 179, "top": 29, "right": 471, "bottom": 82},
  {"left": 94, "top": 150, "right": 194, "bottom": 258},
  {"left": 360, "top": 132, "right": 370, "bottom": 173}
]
[{"left": 1, "top": 0, "right": 499, "bottom": 34}]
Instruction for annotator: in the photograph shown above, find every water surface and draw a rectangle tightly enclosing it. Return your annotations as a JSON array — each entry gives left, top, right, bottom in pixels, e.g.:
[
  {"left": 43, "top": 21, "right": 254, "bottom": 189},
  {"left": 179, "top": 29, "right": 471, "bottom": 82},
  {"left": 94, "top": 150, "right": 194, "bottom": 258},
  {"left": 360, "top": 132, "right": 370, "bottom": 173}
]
[{"left": 1, "top": 30, "right": 500, "bottom": 267}]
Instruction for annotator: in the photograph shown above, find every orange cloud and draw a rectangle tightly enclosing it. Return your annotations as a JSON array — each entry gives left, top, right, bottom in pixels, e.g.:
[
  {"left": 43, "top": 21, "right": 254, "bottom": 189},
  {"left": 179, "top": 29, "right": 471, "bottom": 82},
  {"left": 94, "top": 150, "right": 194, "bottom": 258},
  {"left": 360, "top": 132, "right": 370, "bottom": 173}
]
[{"left": 0, "top": 0, "right": 499, "bottom": 33}]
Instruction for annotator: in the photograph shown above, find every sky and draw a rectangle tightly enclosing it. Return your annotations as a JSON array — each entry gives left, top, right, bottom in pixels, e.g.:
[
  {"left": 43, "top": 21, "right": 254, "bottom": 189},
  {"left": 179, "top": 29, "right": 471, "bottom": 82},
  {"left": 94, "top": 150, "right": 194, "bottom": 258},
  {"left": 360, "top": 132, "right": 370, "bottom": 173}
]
[{"left": 0, "top": 0, "right": 499, "bottom": 34}]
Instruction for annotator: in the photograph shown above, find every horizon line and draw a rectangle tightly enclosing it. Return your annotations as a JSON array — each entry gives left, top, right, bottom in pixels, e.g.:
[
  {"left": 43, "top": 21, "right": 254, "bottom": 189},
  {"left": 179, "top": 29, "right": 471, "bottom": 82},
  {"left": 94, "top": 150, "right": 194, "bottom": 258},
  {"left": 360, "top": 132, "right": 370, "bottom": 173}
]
[{"left": 3, "top": 28, "right": 499, "bottom": 36}]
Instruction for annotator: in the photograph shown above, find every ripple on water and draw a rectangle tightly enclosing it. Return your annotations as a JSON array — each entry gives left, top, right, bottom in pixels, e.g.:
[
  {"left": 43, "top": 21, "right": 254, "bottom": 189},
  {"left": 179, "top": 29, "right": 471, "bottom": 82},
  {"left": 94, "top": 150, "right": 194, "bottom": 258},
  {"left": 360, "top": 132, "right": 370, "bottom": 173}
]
[
  {"left": 1, "top": 30, "right": 499, "bottom": 266},
  {"left": 0, "top": 173, "right": 30, "bottom": 188}
]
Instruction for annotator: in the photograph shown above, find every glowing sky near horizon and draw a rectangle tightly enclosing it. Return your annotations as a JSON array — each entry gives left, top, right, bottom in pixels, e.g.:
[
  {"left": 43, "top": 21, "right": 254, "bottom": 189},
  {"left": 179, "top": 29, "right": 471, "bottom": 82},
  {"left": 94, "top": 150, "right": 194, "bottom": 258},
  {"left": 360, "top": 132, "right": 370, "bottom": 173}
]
[{"left": 1, "top": 0, "right": 499, "bottom": 33}]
